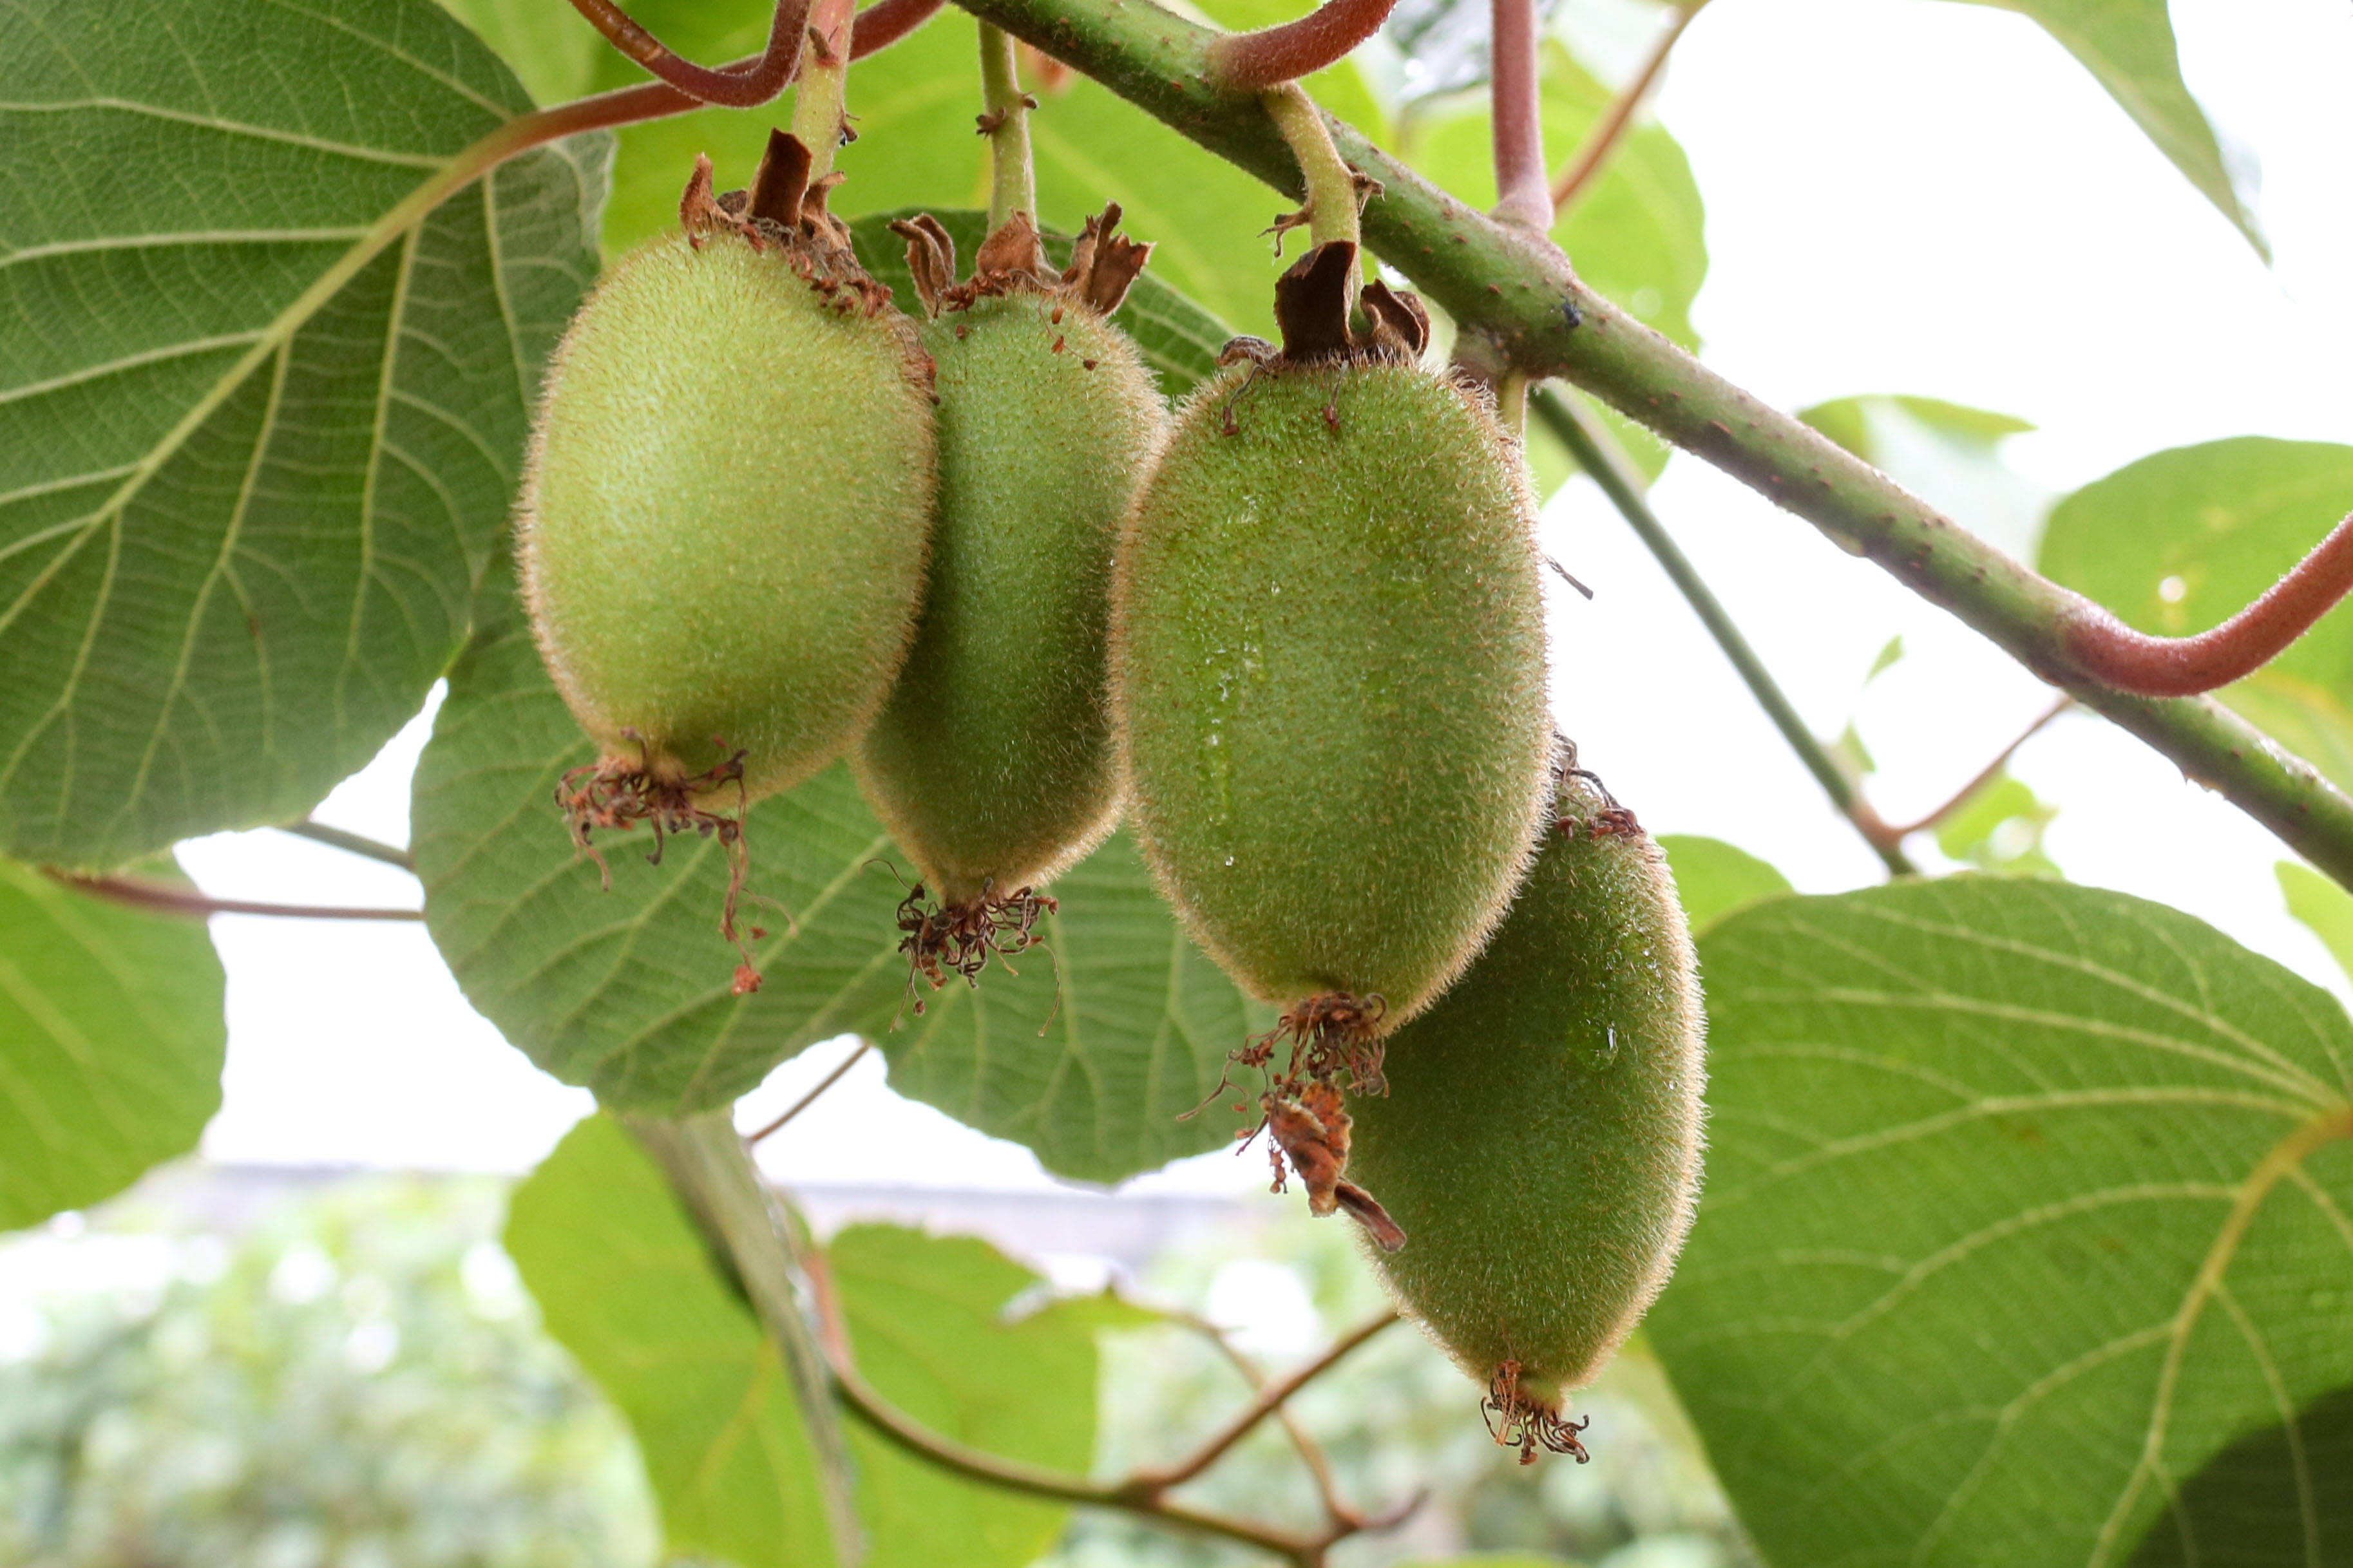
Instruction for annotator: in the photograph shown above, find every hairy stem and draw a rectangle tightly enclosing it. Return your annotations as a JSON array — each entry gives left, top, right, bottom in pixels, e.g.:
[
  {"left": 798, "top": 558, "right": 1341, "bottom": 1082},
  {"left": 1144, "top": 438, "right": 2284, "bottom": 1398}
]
[
  {"left": 1550, "top": 0, "right": 1704, "bottom": 213},
  {"left": 55, "top": 873, "right": 428, "bottom": 923},
  {"left": 854, "top": 0, "right": 949, "bottom": 57},
  {"left": 567, "top": 0, "right": 807, "bottom": 106},
  {"left": 1531, "top": 387, "right": 1916, "bottom": 875},
  {"left": 795, "top": 0, "right": 862, "bottom": 181},
  {"left": 2060, "top": 514, "right": 2353, "bottom": 696},
  {"left": 1263, "top": 82, "right": 1359, "bottom": 251},
  {"left": 979, "top": 22, "right": 1038, "bottom": 229},
  {"left": 1489, "top": 0, "right": 1550, "bottom": 231},
  {"left": 924, "top": 0, "right": 2353, "bottom": 889},
  {"left": 1205, "top": 0, "right": 1398, "bottom": 93},
  {"left": 627, "top": 1114, "right": 866, "bottom": 1566},
  {"left": 280, "top": 820, "right": 414, "bottom": 872}
]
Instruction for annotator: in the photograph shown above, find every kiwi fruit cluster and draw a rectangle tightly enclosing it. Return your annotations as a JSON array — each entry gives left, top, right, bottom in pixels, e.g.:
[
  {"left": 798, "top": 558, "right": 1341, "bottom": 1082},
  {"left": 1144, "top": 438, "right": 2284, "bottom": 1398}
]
[{"left": 519, "top": 137, "right": 1704, "bottom": 1456}]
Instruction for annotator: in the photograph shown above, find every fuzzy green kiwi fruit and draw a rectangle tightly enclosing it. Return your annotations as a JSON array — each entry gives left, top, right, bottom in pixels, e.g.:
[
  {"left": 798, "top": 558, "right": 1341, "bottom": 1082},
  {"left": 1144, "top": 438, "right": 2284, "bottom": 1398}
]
[
  {"left": 854, "top": 211, "right": 1164, "bottom": 923},
  {"left": 1113, "top": 242, "right": 1551, "bottom": 1044},
  {"left": 520, "top": 146, "right": 935, "bottom": 829},
  {"left": 1344, "top": 764, "right": 1706, "bottom": 1462}
]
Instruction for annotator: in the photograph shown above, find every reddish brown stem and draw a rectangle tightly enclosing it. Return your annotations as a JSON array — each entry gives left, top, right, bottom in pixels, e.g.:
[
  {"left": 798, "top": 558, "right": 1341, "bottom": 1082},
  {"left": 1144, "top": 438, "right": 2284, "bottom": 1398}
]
[
  {"left": 1489, "top": 0, "right": 1550, "bottom": 231},
  {"left": 1205, "top": 0, "right": 1398, "bottom": 93},
  {"left": 2060, "top": 513, "right": 2353, "bottom": 697},
  {"left": 853, "top": 0, "right": 949, "bottom": 57},
  {"left": 1550, "top": 0, "right": 1702, "bottom": 213},
  {"left": 55, "top": 873, "right": 424, "bottom": 923},
  {"left": 567, "top": 0, "right": 808, "bottom": 106},
  {"left": 1880, "top": 696, "right": 2073, "bottom": 840}
]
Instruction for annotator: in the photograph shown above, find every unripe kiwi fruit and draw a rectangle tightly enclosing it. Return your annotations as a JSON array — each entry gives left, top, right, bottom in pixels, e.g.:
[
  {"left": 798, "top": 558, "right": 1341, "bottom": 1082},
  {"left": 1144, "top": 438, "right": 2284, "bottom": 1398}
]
[
  {"left": 1344, "top": 767, "right": 1706, "bottom": 1461},
  {"left": 855, "top": 211, "right": 1165, "bottom": 909},
  {"left": 519, "top": 155, "right": 934, "bottom": 808},
  {"left": 1113, "top": 243, "right": 1550, "bottom": 1034}
]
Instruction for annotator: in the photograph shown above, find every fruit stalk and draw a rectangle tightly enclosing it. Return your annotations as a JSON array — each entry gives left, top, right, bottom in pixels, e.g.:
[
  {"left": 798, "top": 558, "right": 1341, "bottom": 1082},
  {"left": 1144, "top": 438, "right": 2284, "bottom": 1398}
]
[
  {"left": 794, "top": 0, "right": 861, "bottom": 180},
  {"left": 933, "top": 0, "right": 2353, "bottom": 893},
  {"left": 1262, "top": 82, "right": 1359, "bottom": 252},
  {"left": 978, "top": 23, "right": 1038, "bottom": 229}
]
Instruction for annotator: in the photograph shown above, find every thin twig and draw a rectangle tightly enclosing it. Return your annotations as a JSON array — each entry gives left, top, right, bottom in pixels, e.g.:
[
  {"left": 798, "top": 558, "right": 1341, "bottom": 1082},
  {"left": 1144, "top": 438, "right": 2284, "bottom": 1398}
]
[
  {"left": 566, "top": 0, "right": 808, "bottom": 107},
  {"left": 1163, "top": 1307, "right": 1357, "bottom": 1524},
  {"left": 2060, "top": 515, "right": 2353, "bottom": 696},
  {"left": 1530, "top": 386, "right": 1918, "bottom": 874},
  {"left": 1489, "top": 0, "right": 1550, "bottom": 231},
  {"left": 747, "top": 1039, "right": 874, "bottom": 1146},
  {"left": 1206, "top": 0, "right": 1398, "bottom": 93},
  {"left": 1881, "top": 697, "right": 2073, "bottom": 839},
  {"left": 801, "top": 1237, "right": 1409, "bottom": 1566},
  {"left": 57, "top": 873, "right": 426, "bottom": 923},
  {"left": 1550, "top": 0, "right": 1705, "bottom": 214},
  {"left": 279, "top": 820, "right": 414, "bottom": 872},
  {"left": 1127, "top": 1310, "right": 1397, "bottom": 1493},
  {"left": 853, "top": 0, "right": 948, "bottom": 57}
]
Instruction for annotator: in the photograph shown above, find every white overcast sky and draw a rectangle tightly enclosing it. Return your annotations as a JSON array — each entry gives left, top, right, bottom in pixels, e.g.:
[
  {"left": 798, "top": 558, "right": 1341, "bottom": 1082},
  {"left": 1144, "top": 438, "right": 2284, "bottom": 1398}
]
[{"left": 177, "top": 0, "right": 2353, "bottom": 1195}]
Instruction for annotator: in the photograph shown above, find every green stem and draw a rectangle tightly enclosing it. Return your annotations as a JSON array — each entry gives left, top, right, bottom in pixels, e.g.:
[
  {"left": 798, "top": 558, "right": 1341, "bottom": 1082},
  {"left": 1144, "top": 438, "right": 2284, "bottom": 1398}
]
[
  {"left": 281, "top": 819, "right": 414, "bottom": 871},
  {"left": 1531, "top": 389, "right": 1914, "bottom": 876},
  {"left": 931, "top": 0, "right": 2353, "bottom": 892},
  {"left": 1263, "top": 83, "right": 1358, "bottom": 251},
  {"left": 794, "top": 0, "right": 860, "bottom": 181},
  {"left": 978, "top": 23, "right": 1037, "bottom": 229},
  {"left": 627, "top": 1114, "right": 866, "bottom": 1567}
]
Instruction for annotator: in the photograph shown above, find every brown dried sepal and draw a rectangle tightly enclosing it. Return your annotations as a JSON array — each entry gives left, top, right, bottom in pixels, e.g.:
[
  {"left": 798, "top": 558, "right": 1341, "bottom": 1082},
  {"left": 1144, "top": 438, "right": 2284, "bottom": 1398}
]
[
  {"left": 1260, "top": 1082, "right": 1406, "bottom": 1251},
  {"left": 557, "top": 733, "right": 767, "bottom": 993},
  {"left": 892, "top": 202, "right": 1152, "bottom": 321},
  {"left": 1482, "top": 1361, "right": 1592, "bottom": 1466},
  {"left": 1268, "top": 240, "right": 1429, "bottom": 365},
  {"left": 1550, "top": 742, "right": 1643, "bottom": 840},
  {"left": 893, "top": 878, "right": 1062, "bottom": 1029},
  {"left": 677, "top": 133, "right": 893, "bottom": 318}
]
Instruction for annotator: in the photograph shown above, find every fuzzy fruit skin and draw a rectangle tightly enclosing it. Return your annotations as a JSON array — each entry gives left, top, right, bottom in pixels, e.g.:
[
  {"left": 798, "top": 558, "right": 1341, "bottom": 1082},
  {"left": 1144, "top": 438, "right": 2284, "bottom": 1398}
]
[
  {"left": 1113, "top": 359, "right": 1550, "bottom": 1021},
  {"left": 519, "top": 231, "right": 935, "bottom": 797},
  {"left": 855, "top": 294, "right": 1163, "bottom": 904},
  {"left": 1346, "top": 776, "right": 1706, "bottom": 1407}
]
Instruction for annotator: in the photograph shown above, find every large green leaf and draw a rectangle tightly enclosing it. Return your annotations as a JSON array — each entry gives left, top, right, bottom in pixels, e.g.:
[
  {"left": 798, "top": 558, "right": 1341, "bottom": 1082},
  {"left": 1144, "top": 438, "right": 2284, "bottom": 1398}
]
[
  {"left": 1952, "top": 0, "right": 2263, "bottom": 256},
  {"left": 2278, "top": 861, "right": 2353, "bottom": 989},
  {"left": 2037, "top": 439, "right": 2353, "bottom": 793},
  {"left": 504, "top": 1114, "right": 840, "bottom": 1568},
  {"left": 849, "top": 209, "right": 1230, "bottom": 396},
  {"left": 1652, "top": 878, "right": 2353, "bottom": 1568},
  {"left": 0, "top": 859, "right": 225, "bottom": 1231},
  {"left": 830, "top": 1224, "right": 1103, "bottom": 1568},
  {"left": 0, "top": 0, "right": 608, "bottom": 871},
  {"left": 434, "top": 0, "right": 602, "bottom": 106},
  {"left": 1655, "top": 833, "right": 1790, "bottom": 934},
  {"left": 413, "top": 565, "right": 1256, "bottom": 1178}
]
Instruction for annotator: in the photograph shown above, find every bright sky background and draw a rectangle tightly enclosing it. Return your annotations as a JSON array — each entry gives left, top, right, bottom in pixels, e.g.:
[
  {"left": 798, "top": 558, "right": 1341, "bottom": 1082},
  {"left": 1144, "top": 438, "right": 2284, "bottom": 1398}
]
[{"left": 176, "top": 0, "right": 2353, "bottom": 1200}]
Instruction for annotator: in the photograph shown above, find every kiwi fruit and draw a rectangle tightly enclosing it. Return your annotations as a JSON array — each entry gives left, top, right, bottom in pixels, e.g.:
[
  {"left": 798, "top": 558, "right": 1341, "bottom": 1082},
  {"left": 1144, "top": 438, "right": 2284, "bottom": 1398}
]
[
  {"left": 853, "top": 209, "right": 1163, "bottom": 996},
  {"left": 1345, "top": 760, "right": 1706, "bottom": 1463},
  {"left": 1113, "top": 241, "right": 1551, "bottom": 1071},
  {"left": 519, "top": 138, "right": 934, "bottom": 984}
]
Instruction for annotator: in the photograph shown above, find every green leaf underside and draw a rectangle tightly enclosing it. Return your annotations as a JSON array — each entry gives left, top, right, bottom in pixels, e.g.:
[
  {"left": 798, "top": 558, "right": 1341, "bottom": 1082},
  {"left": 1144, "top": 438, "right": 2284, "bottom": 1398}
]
[
  {"left": 1955, "top": 0, "right": 2263, "bottom": 257},
  {"left": 848, "top": 209, "right": 1229, "bottom": 396},
  {"left": 0, "top": 0, "right": 608, "bottom": 872},
  {"left": 1655, "top": 833, "right": 1792, "bottom": 934},
  {"left": 1652, "top": 878, "right": 2353, "bottom": 1568},
  {"left": 2038, "top": 439, "right": 2353, "bottom": 795},
  {"left": 0, "top": 858, "right": 226, "bottom": 1230},
  {"left": 413, "top": 562, "right": 1256, "bottom": 1178},
  {"left": 830, "top": 1224, "right": 1100, "bottom": 1568},
  {"left": 504, "top": 1115, "right": 838, "bottom": 1568}
]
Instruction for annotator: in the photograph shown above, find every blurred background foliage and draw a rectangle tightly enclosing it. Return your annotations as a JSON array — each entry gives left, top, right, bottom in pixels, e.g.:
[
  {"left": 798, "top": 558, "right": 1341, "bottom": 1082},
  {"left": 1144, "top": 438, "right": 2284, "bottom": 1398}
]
[{"left": 0, "top": 1169, "right": 1752, "bottom": 1568}]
